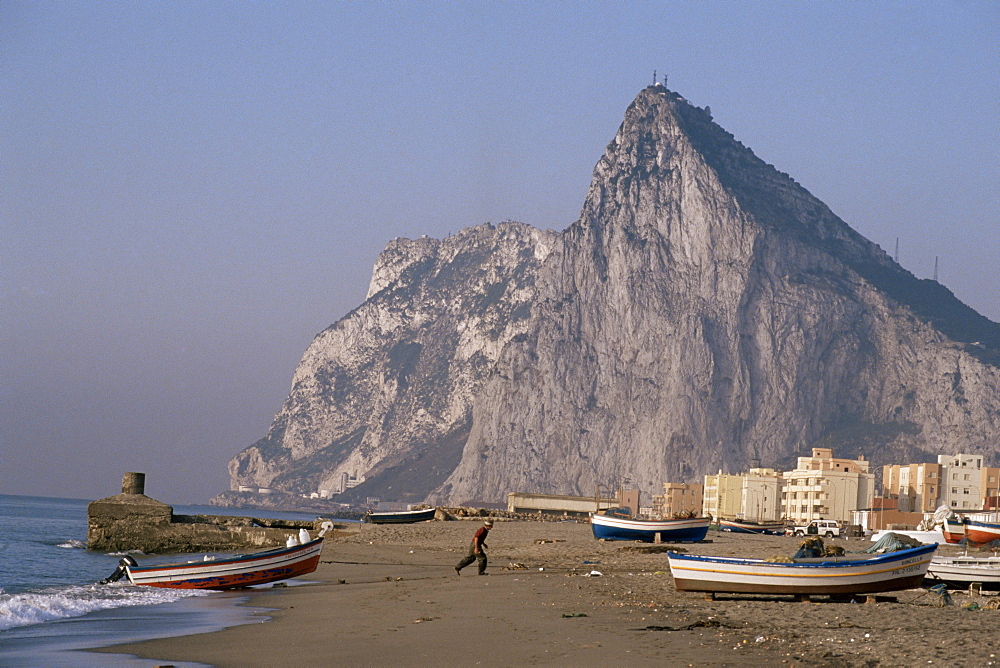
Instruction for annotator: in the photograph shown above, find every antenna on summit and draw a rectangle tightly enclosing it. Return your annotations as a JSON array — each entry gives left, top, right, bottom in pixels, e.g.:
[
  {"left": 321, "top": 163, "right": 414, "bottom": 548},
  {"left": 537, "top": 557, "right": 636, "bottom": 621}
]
[{"left": 653, "top": 70, "right": 657, "bottom": 85}]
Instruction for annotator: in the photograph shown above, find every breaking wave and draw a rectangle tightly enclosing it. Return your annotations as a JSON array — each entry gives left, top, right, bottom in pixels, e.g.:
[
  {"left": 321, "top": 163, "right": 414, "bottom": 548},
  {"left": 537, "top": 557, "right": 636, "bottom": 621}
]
[{"left": 0, "top": 582, "right": 206, "bottom": 632}]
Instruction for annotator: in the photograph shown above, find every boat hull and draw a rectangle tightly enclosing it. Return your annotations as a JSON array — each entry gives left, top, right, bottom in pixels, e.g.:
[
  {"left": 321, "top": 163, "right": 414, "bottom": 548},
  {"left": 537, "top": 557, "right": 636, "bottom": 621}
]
[
  {"left": 926, "top": 555, "right": 1000, "bottom": 589},
  {"left": 942, "top": 518, "right": 967, "bottom": 544},
  {"left": 719, "top": 520, "right": 786, "bottom": 535},
  {"left": 126, "top": 538, "right": 324, "bottom": 590},
  {"left": 591, "top": 515, "right": 710, "bottom": 542},
  {"left": 365, "top": 508, "right": 437, "bottom": 524},
  {"left": 963, "top": 520, "right": 1000, "bottom": 546},
  {"left": 667, "top": 544, "right": 936, "bottom": 595}
]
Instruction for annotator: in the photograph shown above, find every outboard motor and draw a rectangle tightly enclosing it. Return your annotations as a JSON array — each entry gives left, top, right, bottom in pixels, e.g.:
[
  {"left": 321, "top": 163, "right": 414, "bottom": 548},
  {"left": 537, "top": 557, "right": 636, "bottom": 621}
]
[{"left": 100, "top": 555, "right": 138, "bottom": 584}]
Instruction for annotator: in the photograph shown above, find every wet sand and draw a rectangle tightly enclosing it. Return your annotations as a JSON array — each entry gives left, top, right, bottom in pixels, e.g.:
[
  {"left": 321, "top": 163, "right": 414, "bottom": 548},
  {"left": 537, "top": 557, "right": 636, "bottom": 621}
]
[{"left": 96, "top": 520, "right": 1000, "bottom": 666}]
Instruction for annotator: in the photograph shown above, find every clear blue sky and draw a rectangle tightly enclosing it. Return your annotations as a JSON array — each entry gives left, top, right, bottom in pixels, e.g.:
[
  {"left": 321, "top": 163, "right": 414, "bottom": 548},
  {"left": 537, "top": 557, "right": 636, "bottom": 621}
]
[{"left": 3, "top": 2, "right": 997, "bottom": 503}]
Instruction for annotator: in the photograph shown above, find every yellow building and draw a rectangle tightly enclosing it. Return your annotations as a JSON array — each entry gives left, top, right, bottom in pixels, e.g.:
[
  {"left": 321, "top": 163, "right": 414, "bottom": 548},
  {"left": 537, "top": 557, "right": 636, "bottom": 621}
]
[
  {"left": 781, "top": 448, "right": 874, "bottom": 524},
  {"left": 702, "top": 473, "right": 743, "bottom": 521},
  {"left": 702, "top": 468, "right": 781, "bottom": 522},
  {"left": 881, "top": 461, "right": 942, "bottom": 513},
  {"left": 651, "top": 482, "right": 704, "bottom": 519}
]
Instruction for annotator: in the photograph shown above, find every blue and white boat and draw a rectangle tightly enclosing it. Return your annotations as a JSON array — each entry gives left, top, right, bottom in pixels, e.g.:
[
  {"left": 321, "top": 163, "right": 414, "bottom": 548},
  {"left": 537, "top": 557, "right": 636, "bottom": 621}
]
[
  {"left": 590, "top": 513, "right": 710, "bottom": 542},
  {"left": 667, "top": 543, "right": 937, "bottom": 596},
  {"left": 719, "top": 519, "right": 786, "bottom": 535}
]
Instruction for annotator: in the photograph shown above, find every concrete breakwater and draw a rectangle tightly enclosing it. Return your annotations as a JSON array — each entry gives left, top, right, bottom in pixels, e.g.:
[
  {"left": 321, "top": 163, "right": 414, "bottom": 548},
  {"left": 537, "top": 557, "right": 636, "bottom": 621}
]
[{"left": 87, "top": 473, "right": 355, "bottom": 553}]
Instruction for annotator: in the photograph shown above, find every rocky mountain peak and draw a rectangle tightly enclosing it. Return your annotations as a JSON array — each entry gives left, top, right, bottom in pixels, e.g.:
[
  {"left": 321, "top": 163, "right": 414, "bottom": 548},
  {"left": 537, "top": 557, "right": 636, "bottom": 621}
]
[{"left": 223, "top": 87, "right": 999, "bottom": 508}]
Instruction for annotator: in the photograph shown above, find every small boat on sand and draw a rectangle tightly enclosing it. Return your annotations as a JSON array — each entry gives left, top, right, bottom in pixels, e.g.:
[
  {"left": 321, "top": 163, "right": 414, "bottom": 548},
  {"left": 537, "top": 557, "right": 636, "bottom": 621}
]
[
  {"left": 926, "top": 554, "right": 1000, "bottom": 590},
  {"left": 102, "top": 523, "right": 331, "bottom": 590},
  {"left": 364, "top": 507, "right": 437, "bottom": 524},
  {"left": 718, "top": 519, "right": 786, "bottom": 535},
  {"left": 667, "top": 543, "right": 937, "bottom": 596},
  {"left": 942, "top": 517, "right": 968, "bottom": 544},
  {"left": 590, "top": 513, "right": 710, "bottom": 542}
]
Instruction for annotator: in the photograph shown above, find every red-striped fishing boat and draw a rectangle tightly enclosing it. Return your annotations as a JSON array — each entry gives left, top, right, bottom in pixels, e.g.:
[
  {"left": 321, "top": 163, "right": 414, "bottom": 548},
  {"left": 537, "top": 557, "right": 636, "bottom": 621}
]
[
  {"left": 944, "top": 518, "right": 1000, "bottom": 545},
  {"left": 102, "top": 523, "right": 331, "bottom": 590}
]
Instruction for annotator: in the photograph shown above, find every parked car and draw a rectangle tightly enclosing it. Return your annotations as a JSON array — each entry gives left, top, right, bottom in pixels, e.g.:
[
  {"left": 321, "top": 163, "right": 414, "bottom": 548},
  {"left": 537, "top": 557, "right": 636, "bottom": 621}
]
[{"left": 787, "top": 519, "right": 841, "bottom": 538}]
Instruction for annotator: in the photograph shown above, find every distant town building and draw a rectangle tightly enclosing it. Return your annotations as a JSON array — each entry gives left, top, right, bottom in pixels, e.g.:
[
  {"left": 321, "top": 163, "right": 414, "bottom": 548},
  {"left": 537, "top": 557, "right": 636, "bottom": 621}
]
[
  {"left": 781, "top": 448, "right": 874, "bottom": 524},
  {"left": 651, "top": 482, "right": 704, "bottom": 519},
  {"left": 703, "top": 468, "right": 781, "bottom": 521},
  {"left": 506, "top": 491, "right": 617, "bottom": 517},
  {"left": 882, "top": 461, "right": 942, "bottom": 513},
  {"left": 883, "top": 453, "right": 999, "bottom": 512},
  {"left": 617, "top": 488, "right": 641, "bottom": 516},
  {"left": 702, "top": 472, "right": 743, "bottom": 521},
  {"left": 939, "top": 453, "right": 984, "bottom": 511}
]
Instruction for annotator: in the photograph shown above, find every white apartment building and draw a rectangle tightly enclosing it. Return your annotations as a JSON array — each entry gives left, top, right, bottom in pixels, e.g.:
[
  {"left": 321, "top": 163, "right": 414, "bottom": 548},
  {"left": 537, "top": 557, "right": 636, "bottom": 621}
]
[{"left": 939, "top": 453, "right": 984, "bottom": 511}]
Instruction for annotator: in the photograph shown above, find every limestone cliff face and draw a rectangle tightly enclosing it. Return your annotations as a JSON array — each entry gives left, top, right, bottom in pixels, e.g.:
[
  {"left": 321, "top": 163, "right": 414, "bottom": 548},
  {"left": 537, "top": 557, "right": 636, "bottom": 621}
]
[
  {"left": 229, "top": 222, "right": 558, "bottom": 502},
  {"left": 229, "top": 86, "right": 1000, "bottom": 505}
]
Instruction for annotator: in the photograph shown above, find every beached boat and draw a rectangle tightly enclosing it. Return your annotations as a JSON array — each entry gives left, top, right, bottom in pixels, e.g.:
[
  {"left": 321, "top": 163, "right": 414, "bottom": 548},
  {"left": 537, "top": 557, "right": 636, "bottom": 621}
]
[
  {"left": 718, "top": 519, "right": 786, "bottom": 535},
  {"left": 942, "top": 517, "right": 968, "bottom": 544},
  {"left": 364, "top": 507, "right": 437, "bottom": 524},
  {"left": 102, "top": 524, "right": 332, "bottom": 590},
  {"left": 590, "top": 513, "right": 710, "bottom": 542},
  {"left": 945, "top": 518, "right": 1000, "bottom": 545},
  {"left": 667, "top": 543, "right": 937, "bottom": 596},
  {"left": 926, "top": 554, "right": 1000, "bottom": 590}
]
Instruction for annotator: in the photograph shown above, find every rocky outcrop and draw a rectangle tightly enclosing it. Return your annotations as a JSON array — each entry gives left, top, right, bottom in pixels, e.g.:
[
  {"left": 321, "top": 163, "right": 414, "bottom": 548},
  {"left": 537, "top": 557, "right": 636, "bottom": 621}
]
[
  {"left": 88, "top": 474, "right": 338, "bottom": 553},
  {"left": 227, "top": 85, "right": 1000, "bottom": 506}
]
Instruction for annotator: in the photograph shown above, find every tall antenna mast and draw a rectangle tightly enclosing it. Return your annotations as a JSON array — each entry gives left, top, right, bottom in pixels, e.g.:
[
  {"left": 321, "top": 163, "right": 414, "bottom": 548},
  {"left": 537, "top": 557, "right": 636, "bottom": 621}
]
[
  {"left": 894, "top": 237, "right": 899, "bottom": 262},
  {"left": 652, "top": 70, "right": 657, "bottom": 85},
  {"left": 934, "top": 256, "right": 939, "bottom": 282}
]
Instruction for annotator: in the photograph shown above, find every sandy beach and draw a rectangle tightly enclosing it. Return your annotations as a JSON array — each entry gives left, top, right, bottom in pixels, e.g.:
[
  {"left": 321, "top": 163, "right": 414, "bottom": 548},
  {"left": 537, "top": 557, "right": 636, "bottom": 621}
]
[{"left": 95, "top": 520, "right": 1000, "bottom": 667}]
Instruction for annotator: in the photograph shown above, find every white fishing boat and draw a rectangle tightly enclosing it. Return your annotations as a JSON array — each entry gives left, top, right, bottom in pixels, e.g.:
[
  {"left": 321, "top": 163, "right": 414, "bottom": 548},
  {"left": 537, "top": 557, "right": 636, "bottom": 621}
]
[
  {"left": 926, "top": 554, "right": 1000, "bottom": 590},
  {"left": 667, "top": 543, "right": 936, "bottom": 596}
]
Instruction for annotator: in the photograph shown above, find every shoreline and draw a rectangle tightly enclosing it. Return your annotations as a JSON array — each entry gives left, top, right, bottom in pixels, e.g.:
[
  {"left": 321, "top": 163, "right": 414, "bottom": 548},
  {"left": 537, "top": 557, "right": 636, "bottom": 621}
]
[{"left": 94, "top": 521, "right": 1000, "bottom": 666}]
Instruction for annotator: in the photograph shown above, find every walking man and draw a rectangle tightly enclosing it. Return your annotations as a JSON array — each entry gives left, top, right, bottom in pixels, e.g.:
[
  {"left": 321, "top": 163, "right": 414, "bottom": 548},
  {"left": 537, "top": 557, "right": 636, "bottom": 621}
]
[{"left": 455, "top": 520, "right": 493, "bottom": 575}]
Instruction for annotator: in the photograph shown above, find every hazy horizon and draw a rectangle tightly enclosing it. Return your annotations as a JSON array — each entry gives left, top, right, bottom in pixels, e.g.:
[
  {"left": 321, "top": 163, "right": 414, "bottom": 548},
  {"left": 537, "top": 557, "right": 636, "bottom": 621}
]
[{"left": 4, "top": 2, "right": 997, "bottom": 504}]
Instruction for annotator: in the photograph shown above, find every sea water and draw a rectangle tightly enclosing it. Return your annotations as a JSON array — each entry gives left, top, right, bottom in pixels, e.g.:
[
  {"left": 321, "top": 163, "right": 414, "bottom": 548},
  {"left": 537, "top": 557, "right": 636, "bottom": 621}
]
[{"left": 0, "top": 494, "right": 326, "bottom": 666}]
